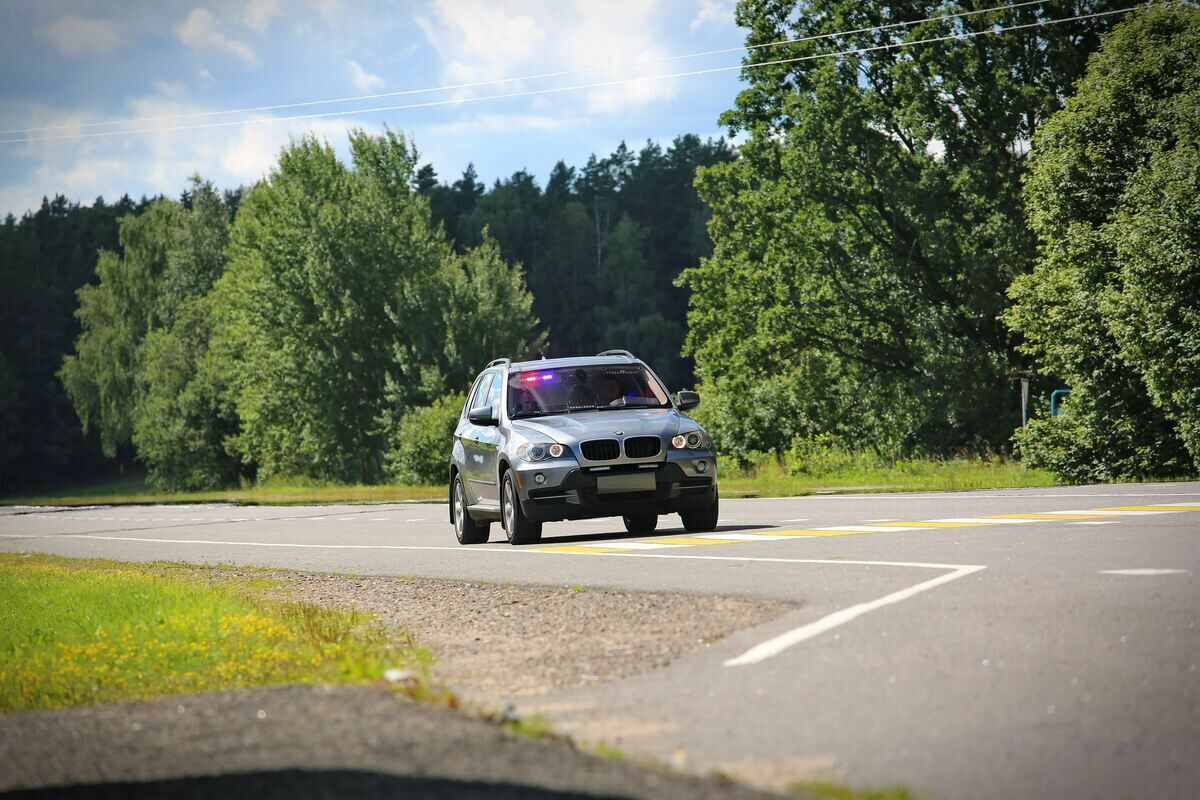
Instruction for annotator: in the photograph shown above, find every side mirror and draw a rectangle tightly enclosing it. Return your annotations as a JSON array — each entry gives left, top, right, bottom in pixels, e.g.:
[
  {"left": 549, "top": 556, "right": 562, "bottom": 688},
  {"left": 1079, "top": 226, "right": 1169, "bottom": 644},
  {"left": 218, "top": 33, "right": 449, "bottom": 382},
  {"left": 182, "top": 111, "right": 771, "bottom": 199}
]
[
  {"left": 676, "top": 390, "right": 700, "bottom": 411},
  {"left": 468, "top": 404, "right": 498, "bottom": 426}
]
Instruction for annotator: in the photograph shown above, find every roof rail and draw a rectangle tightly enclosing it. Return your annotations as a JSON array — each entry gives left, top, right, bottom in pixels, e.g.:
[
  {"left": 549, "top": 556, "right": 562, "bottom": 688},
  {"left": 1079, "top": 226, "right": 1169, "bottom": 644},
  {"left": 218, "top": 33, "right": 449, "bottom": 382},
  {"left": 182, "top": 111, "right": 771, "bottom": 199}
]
[
  {"left": 596, "top": 349, "right": 636, "bottom": 359},
  {"left": 486, "top": 358, "right": 511, "bottom": 368}
]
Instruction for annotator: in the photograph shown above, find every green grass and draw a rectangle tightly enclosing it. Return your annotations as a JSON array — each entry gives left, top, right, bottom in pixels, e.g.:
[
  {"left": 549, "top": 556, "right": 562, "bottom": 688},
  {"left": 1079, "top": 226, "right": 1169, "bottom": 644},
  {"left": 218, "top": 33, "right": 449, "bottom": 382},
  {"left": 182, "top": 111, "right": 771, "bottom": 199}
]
[
  {"left": 787, "top": 780, "right": 913, "bottom": 800},
  {"left": 0, "top": 553, "right": 434, "bottom": 712},
  {"left": 2, "top": 475, "right": 444, "bottom": 507},
  {"left": 720, "top": 454, "right": 1057, "bottom": 498},
  {"left": 3, "top": 454, "right": 1061, "bottom": 508}
]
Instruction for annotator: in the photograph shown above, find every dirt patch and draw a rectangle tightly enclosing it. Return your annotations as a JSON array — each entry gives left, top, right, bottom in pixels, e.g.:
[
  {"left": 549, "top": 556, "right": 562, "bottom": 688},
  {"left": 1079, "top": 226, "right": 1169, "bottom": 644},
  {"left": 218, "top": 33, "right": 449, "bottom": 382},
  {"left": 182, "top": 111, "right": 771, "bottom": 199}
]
[{"left": 205, "top": 568, "right": 796, "bottom": 700}]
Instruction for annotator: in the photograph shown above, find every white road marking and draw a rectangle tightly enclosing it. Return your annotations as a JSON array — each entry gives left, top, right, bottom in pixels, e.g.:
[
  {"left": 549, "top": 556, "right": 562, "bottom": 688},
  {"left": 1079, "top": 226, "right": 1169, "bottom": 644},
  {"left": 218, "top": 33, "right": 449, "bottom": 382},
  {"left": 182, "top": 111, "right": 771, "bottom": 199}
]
[
  {"left": 405, "top": 518, "right": 428, "bottom": 522},
  {"left": 724, "top": 564, "right": 987, "bottom": 667},
  {"left": 931, "top": 517, "right": 1034, "bottom": 525},
  {"left": 1098, "top": 568, "right": 1190, "bottom": 576},
  {"left": 816, "top": 525, "right": 930, "bottom": 533},
  {"left": 1069, "top": 521, "right": 1120, "bottom": 526},
  {"left": 782, "top": 518, "right": 810, "bottom": 522},
  {"left": 864, "top": 518, "right": 898, "bottom": 522},
  {"left": 1053, "top": 509, "right": 1169, "bottom": 516},
  {"left": 689, "top": 533, "right": 795, "bottom": 541}
]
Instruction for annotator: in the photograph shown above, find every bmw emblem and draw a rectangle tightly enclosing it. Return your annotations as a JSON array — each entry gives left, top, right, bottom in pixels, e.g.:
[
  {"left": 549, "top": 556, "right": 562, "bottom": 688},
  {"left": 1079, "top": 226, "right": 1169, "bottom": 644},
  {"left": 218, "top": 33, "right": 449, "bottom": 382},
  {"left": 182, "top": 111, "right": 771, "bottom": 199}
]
[{"left": 614, "top": 430, "right": 624, "bottom": 436}]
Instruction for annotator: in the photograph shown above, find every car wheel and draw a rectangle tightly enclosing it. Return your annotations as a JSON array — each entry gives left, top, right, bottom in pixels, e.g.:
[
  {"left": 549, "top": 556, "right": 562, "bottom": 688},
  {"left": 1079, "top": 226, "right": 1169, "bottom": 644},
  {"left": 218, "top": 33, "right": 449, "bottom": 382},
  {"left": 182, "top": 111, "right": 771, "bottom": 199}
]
[
  {"left": 681, "top": 490, "right": 719, "bottom": 533},
  {"left": 622, "top": 513, "right": 658, "bottom": 534},
  {"left": 502, "top": 470, "right": 542, "bottom": 545},
  {"left": 452, "top": 475, "right": 489, "bottom": 544}
]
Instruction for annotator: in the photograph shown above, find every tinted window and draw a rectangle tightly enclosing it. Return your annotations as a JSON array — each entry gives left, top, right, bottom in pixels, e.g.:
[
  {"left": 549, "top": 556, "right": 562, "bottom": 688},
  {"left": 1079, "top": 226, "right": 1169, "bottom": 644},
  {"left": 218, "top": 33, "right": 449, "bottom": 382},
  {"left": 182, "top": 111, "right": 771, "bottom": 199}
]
[{"left": 508, "top": 364, "right": 670, "bottom": 418}]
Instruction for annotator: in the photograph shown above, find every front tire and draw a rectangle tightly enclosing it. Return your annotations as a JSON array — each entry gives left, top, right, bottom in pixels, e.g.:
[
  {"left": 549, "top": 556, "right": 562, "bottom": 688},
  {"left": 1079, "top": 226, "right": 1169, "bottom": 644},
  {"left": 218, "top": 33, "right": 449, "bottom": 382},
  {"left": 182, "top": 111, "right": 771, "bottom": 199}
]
[
  {"left": 681, "top": 490, "right": 719, "bottom": 533},
  {"left": 502, "top": 470, "right": 542, "bottom": 545},
  {"left": 622, "top": 513, "right": 658, "bottom": 534},
  {"left": 452, "top": 475, "right": 489, "bottom": 544}
]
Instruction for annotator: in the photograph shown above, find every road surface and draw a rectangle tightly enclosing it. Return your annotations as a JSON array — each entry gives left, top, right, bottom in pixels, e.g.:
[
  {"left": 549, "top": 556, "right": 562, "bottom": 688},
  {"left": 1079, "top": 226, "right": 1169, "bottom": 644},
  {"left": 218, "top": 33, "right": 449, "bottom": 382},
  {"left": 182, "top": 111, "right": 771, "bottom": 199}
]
[{"left": 2, "top": 482, "right": 1198, "bottom": 799}]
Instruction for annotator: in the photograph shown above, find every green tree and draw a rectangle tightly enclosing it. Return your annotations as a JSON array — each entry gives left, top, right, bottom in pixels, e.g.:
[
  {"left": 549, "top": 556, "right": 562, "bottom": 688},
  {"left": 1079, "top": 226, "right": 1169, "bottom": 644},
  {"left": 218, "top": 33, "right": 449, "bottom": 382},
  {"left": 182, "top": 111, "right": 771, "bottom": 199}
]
[
  {"left": 1007, "top": 4, "right": 1200, "bottom": 480},
  {"left": 680, "top": 1, "right": 1126, "bottom": 461},
  {"left": 59, "top": 180, "right": 233, "bottom": 481},
  {"left": 597, "top": 217, "right": 681, "bottom": 386}
]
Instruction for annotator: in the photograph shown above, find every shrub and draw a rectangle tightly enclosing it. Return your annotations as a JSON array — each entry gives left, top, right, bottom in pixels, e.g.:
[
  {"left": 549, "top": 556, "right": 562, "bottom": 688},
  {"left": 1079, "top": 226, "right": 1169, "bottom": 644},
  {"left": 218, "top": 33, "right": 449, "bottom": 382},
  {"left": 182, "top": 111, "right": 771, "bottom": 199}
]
[{"left": 384, "top": 393, "right": 465, "bottom": 485}]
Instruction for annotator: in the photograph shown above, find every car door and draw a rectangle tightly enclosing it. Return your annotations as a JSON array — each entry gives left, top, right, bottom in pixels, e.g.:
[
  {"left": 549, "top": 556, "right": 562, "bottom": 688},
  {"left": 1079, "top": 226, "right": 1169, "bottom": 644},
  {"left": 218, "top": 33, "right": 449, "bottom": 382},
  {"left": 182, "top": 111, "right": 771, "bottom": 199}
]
[{"left": 461, "top": 371, "right": 502, "bottom": 505}]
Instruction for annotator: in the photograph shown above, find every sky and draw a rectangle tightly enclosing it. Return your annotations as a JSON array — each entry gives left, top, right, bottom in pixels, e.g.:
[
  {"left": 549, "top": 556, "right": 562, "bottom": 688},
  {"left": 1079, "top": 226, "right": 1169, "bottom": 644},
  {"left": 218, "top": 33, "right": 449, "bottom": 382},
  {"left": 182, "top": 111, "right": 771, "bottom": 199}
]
[{"left": 0, "top": 0, "right": 748, "bottom": 218}]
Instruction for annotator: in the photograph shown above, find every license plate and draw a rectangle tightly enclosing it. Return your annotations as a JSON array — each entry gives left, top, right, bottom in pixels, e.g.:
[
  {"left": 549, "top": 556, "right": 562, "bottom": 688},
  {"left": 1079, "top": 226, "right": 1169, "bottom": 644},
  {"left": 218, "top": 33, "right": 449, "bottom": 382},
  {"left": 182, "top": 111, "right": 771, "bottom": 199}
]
[{"left": 596, "top": 472, "right": 656, "bottom": 494}]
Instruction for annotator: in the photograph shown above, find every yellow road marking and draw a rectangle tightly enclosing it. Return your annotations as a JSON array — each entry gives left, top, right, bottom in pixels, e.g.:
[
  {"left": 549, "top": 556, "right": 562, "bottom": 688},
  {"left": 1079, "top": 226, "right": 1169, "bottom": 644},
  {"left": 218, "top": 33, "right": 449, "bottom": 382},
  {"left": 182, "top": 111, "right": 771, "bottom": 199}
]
[
  {"left": 531, "top": 545, "right": 631, "bottom": 554},
  {"left": 876, "top": 521, "right": 989, "bottom": 528},
  {"left": 653, "top": 536, "right": 750, "bottom": 546},
  {"left": 986, "top": 513, "right": 1111, "bottom": 520}
]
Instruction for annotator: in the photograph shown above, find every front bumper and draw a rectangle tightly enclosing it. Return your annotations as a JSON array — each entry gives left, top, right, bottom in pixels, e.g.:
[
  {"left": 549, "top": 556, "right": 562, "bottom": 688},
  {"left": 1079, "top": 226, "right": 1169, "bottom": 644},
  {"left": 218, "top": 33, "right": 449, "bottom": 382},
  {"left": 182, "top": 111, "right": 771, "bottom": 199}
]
[{"left": 512, "top": 456, "right": 717, "bottom": 522}]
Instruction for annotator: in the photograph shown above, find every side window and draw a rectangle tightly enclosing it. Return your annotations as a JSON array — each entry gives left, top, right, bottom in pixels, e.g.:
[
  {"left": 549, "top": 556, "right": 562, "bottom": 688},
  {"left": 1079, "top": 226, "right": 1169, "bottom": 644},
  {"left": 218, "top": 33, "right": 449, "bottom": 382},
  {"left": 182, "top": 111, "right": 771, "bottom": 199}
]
[
  {"left": 483, "top": 372, "right": 503, "bottom": 411},
  {"left": 465, "top": 373, "right": 489, "bottom": 416}
]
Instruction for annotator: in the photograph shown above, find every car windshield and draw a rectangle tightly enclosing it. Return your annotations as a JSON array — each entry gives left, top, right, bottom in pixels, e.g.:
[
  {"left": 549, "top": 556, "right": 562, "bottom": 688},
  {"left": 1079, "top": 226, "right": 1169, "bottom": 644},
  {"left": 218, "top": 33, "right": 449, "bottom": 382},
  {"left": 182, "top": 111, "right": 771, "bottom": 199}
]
[{"left": 508, "top": 364, "right": 671, "bottom": 418}]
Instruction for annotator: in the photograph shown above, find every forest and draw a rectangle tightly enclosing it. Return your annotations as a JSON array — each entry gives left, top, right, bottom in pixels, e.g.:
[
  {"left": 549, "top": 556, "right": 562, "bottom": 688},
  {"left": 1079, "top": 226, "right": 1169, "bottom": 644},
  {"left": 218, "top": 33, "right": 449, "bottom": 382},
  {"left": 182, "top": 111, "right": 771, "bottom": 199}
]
[{"left": 2, "top": 2, "right": 1198, "bottom": 495}]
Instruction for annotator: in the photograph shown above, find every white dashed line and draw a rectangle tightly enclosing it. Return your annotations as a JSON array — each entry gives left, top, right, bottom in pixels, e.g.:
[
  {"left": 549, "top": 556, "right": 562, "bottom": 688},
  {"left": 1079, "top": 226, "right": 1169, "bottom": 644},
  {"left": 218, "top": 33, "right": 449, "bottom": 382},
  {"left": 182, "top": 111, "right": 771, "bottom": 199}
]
[{"left": 1069, "top": 521, "right": 1120, "bottom": 526}]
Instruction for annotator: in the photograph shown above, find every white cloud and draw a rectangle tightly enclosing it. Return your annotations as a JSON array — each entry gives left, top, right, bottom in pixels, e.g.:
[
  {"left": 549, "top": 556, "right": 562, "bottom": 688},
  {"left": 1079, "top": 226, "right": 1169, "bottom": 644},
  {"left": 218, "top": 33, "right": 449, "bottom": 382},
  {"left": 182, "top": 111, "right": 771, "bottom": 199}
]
[
  {"left": 429, "top": 113, "right": 576, "bottom": 136},
  {"left": 0, "top": 94, "right": 383, "bottom": 218},
  {"left": 40, "top": 16, "right": 122, "bottom": 58},
  {"left": 243, "top": 0, "right": 281, "bottom": 31},
  {"left": 177, "top": 8, "right": 258, "bottom": 64},
  {"left": 348, "top": 60, "right": 387, "bottom": 92},
  {"left": 417, "top": 0, "right": 676, "bottom": 115},
  {"left": 690, "top": 0, "right": 735, "bottom": 31}
]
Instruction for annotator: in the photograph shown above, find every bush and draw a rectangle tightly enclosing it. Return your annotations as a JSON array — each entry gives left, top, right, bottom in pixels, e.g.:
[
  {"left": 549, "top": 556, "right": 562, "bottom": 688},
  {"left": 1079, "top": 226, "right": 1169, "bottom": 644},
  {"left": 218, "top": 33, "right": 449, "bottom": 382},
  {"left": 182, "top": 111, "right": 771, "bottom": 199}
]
[{"left": 384, "top": 393, "right": 465, "bottom": 485}]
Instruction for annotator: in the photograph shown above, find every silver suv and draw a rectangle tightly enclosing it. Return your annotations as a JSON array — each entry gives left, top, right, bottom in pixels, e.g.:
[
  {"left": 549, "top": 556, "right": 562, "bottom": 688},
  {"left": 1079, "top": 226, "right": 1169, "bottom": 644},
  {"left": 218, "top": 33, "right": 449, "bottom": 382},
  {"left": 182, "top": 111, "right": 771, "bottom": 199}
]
[{"left": 449, "top": 350, "right": 719, "bottom": 545}]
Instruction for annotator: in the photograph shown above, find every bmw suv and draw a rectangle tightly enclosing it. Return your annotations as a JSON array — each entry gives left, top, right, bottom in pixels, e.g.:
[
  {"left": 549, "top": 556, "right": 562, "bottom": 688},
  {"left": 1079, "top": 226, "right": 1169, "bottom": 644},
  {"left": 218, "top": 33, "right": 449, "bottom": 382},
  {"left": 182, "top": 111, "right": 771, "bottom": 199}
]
[{"left": 449, "top": 350, "right": 719, "bottom": 545}]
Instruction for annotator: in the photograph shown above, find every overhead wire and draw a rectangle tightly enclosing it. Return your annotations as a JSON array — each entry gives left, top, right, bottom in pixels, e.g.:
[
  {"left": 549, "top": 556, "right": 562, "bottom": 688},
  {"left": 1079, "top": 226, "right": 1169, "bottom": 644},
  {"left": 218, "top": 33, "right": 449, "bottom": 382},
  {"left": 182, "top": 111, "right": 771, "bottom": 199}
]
[
  {"left": 0, "top": 0, "right": 1055, "bottom": 137},
  {"left": 0, "top": 4, "right": 1150, "bottom": 146}
]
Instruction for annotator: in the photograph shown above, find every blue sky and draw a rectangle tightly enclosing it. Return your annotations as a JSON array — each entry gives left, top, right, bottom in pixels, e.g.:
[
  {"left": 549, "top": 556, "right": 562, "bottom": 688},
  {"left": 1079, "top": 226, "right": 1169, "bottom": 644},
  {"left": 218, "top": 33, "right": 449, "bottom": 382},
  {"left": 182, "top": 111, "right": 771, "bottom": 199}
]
[{"left": 0, "top": 0, "right": 747, "bottom": 217}]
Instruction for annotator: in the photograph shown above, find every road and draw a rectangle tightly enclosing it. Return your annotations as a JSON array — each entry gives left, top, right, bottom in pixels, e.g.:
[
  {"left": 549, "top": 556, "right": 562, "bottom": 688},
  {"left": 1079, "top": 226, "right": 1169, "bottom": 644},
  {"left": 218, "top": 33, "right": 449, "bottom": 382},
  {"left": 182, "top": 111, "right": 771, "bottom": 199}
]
[{"left": 2, "top": 483, "right": 1198, "bottom": 799}]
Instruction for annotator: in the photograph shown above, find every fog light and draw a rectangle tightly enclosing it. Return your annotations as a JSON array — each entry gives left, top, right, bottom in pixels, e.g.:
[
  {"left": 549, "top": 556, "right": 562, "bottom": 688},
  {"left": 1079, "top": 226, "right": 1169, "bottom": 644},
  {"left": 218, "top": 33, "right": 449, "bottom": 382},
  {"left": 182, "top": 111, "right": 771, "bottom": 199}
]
[
  {"left": 534, "top": 472, "right": 546, "bottom": 485},
  {"left": 696, "top": 460, "right": 708, "bottom": 473}
]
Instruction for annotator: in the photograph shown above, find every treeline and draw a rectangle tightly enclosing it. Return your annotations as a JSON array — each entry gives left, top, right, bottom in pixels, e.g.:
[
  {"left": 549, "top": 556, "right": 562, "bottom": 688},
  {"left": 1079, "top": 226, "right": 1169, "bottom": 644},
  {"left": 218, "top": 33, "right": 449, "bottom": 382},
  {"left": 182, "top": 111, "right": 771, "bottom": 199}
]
[
  {"left": 415, "top": 134, "right": 732, "bottom": 390},
  {"left": 53, "top": 132, "right": 540, "bottom": 491},
  {"left": 682, "top": 0, "right": 1200, "bottom": 482},
  {"left": 1, "top": 131, "right": 727, "bottom": 493},
  {"left": 1, "top": 195, "right": 145, "bottom": 491}
]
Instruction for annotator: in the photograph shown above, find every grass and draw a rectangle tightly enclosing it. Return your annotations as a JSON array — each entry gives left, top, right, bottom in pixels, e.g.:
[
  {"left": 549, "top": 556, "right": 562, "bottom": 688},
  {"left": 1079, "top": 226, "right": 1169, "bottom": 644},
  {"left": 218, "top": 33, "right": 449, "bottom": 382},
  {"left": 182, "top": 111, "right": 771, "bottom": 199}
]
[
  {"left": 2, "top": 475, "right": 444, "bottom": 507},
  {"left": 787, "top": 780, "right": 913, "bottom": 800},
  {"left": 720, "top": 454, "right": 1057, "bottom": 498},
  {"left": 3, "top": 454, "right": 1061, "bottom": 508},
  {"left": 0, "top": 553, "right": 434, "bottom": 712}
]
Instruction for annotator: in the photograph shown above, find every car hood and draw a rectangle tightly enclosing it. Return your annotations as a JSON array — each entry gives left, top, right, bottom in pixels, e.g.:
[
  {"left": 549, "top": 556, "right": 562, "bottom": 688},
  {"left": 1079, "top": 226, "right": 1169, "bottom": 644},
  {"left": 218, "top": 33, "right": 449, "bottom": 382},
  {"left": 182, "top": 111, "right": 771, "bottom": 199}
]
[{"left": 510, "top": 408, "right": 691, "bottom": 444}]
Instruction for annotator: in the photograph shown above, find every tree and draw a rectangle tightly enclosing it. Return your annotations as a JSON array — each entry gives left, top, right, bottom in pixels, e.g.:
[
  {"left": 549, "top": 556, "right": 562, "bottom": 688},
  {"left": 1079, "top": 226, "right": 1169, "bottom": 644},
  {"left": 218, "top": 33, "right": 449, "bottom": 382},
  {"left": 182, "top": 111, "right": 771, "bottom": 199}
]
[
  {"left": 1006, "top": 4, "right": 1200, "bottom": 480},
  {"left": 680, "top": 0, "right": 1128, "bottom": 460},
  {"left": 597, "top": 217, "right": 682, "bottom": 386},
  {"left": 58, "top": 179, "right": 236, "bottom": 486}
]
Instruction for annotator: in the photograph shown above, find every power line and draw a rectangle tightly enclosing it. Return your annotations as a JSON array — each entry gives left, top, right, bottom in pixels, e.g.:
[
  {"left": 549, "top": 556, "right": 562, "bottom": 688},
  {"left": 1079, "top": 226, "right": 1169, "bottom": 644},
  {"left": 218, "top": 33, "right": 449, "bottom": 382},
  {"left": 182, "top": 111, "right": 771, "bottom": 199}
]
[
  {"left": 0, "top": 4, "right": 1148, "bottom": 146},
  {"left": 0, "top": 1, "right": 1053, "bottom": 137}
]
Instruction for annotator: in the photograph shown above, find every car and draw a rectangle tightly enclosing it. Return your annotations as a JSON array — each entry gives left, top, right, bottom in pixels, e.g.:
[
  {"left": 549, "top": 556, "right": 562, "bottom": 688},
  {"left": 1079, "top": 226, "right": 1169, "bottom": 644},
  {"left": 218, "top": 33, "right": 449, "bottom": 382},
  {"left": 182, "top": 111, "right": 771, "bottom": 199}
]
[{"left": 448, "top": 350, "right": 719, "bottom": 545}]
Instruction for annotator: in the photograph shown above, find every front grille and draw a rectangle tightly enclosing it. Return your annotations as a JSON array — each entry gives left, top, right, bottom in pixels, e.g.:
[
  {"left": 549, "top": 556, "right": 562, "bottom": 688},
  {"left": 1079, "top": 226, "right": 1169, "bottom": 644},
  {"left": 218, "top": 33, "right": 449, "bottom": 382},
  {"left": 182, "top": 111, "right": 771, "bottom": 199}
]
[
  {"left": 623, "top": 436, "right": 661, "bottom": 459},
  {"left": 580, "top": 439, "right": 620, "bottom": 461}
]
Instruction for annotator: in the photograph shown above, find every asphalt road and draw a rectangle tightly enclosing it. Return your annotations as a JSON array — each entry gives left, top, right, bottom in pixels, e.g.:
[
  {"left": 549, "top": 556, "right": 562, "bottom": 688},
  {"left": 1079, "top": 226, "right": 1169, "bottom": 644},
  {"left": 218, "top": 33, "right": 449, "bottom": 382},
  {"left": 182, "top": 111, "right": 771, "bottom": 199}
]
[{"left": 3, "top": 483, "right": 1198, "bottom": 799}]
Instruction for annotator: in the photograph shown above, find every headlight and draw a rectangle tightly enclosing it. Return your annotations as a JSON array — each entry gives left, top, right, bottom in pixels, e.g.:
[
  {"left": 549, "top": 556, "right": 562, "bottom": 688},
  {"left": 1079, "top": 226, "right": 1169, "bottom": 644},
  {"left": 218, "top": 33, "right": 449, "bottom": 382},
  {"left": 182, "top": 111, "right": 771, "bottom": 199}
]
[
  {"left": 517, "top": 442, "right": 567, "bottom": 462},
  {"left": 671, "top": 431, "right": 710, "bottom": 450}
]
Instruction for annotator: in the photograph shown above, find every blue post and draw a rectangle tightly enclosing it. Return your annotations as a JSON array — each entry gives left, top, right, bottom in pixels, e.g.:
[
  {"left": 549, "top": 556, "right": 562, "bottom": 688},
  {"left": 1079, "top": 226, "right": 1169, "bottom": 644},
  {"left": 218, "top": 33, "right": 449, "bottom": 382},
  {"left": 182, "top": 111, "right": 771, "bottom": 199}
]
[{"left": 1050, "top": 389, "right": 1071, "bottom": 417}]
